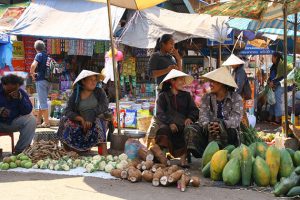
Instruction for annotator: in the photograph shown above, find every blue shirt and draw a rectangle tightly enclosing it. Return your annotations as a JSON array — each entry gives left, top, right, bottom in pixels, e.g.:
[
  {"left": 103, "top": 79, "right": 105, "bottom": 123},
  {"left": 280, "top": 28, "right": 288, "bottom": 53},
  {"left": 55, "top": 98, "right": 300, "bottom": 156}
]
[
  {"left": 0, "top": 84, "right": 33, "bottom": 124},
  {"left": 34, "top": 51, "right": 48, "bottom": 81}
]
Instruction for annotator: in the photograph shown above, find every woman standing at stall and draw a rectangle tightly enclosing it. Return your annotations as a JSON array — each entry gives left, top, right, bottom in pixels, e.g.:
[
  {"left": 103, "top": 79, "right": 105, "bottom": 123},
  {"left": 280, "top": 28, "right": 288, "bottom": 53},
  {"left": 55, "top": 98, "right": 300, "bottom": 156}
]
[
  {"left": 185, "top": 67, "right": 243, "bottom": 158},
  {"left": 57, "top": 70, "right": 110, "bottom": 153},
  {"left": 155, "top": 69, "right": 199, "bottom": 167},
  {"left": 148, "top": 34, "right": 182, "bottom": 87},
  {"left": 267, "top": 52, "right": 286, "bottom": 124}
]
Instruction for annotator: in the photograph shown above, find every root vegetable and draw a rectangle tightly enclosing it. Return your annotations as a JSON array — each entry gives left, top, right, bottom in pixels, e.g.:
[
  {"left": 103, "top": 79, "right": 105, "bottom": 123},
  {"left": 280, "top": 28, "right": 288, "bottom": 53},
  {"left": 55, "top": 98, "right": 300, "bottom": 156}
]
[
  {"left": 150, "top": 144, "right": 170, "bottom": 166},
  {"left": 110, "top": 169, "right": 122, "bottom": 178},
  {"left": 166, "top": 165, "right": 180, "bottom": 175},
  {"left": 177, "top": 174, "right": 191, "bottom": 192},
  {"left": 180, "top": 174, "right": 188, "bottom": 192},
  {"left": 142, "top": 170, "right": 153, "bottom": 182},
  {"left": 128, "top": 168, "right": 142, "bottom": 183},
  {"left": 138, "top": 148, "right": 154, "bottom": 161},
  {"left": 190, "top": 176, "right": 200, "bottom": 187},
  {"left": 152, "top": 164, "right": 166, "bottom": 172},
  {"left": 152, "top": 168, "right": 164, "bottom": 187},
  {"left": 168, "top": 170, "right": 184, "bottom": 183},
  {"left": 160, "top": 175, "right": 169, "bottom": 186},
  {"left": 121, "top": 170, "right": 128, "bottom": 179},
  {"left": 127, "top": 159, "right": 141, "bottom": 168},
  {"left": 137, "top": 163, "right": 142, "bottom": 170},
  {"left": 142, "top": 160, "right": 154, "bottom": 171}
]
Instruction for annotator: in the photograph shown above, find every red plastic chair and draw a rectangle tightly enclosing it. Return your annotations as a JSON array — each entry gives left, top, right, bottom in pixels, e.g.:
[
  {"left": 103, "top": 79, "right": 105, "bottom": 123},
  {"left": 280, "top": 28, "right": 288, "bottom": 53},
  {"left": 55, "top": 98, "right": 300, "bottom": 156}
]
[{"left": 0, "top": 132, "right": 15, "bottom": 153}]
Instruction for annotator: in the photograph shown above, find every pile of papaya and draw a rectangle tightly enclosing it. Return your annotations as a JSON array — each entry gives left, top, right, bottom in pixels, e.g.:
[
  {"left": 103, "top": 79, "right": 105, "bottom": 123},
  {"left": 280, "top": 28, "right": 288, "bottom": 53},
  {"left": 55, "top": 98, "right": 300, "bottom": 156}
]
[{"left": 201, "top": 141, "right": 300, "bottom": 197}]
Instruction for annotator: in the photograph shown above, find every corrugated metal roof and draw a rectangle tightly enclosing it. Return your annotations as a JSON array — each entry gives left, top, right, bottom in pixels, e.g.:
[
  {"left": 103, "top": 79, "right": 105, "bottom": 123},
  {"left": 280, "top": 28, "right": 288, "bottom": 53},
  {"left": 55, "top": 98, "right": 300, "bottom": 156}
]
[{"left": 166, "top": 0, "right": 194, "bottom": 13}]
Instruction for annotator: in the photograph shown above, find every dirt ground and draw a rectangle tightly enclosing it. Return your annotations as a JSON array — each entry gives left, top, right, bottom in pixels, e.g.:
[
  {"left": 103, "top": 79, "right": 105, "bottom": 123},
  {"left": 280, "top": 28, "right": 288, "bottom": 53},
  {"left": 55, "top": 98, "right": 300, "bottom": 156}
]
[{"left": 0, "top": 122, "right": 282, "bottom": 200}]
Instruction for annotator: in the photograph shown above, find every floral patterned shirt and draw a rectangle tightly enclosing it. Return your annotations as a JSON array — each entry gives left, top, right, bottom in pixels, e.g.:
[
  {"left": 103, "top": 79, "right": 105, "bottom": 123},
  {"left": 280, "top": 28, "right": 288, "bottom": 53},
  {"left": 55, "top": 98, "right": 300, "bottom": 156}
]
[{"left": 198, "top": 91, "right": 243, "bottom": 129}]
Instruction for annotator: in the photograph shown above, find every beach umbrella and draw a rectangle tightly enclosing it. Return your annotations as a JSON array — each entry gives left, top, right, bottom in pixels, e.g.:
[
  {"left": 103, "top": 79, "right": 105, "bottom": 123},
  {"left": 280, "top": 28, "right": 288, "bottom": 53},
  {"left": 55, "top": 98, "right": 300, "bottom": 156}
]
[
  {"left": 88, "top": 0, "right": 167, "bottom": 134},
  {"left": 202, "top": 0, "right": 300, "bottom": 135}
]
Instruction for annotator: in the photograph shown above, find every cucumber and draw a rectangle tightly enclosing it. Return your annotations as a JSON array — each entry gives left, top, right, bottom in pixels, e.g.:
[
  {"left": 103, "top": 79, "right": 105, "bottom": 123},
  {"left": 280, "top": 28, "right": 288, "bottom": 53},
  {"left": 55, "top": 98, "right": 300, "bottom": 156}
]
[
  {"left": 274, "top": 172, "right": 300, "bottom": 197},
  {"left": 287, "top": 186, "right": 300, "bottom": 197}
]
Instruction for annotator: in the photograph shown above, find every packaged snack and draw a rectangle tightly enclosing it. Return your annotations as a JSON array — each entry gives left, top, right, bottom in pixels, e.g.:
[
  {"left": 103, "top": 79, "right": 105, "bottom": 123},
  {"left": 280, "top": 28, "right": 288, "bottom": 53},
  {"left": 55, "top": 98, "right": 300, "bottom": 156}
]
[{"left": 125, "top": 109, "right": 137, "bottom": 128}]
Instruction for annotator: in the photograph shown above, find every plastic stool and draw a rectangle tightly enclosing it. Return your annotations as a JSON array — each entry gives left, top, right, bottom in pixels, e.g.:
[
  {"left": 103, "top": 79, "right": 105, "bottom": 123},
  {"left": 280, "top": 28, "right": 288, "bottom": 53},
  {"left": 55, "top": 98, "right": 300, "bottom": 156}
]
[{"left": 0, "top": 132, "right": 15, "bottom": 153}]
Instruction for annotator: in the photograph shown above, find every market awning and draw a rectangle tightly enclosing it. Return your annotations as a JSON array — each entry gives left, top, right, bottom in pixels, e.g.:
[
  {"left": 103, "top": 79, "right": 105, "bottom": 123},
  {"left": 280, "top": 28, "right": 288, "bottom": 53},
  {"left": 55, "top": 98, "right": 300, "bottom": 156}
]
[
  {"left": 10, "top": 0, "right": 125, "bottom": 40},
  {"left": 119, "top": 6, "right": 229, "bottom": 49}
]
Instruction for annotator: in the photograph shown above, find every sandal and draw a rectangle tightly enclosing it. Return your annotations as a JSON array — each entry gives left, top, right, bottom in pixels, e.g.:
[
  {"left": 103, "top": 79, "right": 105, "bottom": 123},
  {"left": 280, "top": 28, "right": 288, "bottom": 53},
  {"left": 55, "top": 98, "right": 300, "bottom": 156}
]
[{"left": 37, "top": 123, "right": 51, "bottom": 128}]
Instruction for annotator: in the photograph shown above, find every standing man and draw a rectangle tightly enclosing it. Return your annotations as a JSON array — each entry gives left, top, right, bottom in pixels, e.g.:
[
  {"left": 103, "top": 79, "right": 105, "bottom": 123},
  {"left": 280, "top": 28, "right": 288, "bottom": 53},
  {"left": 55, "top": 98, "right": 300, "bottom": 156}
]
[
  {"left": 0, "top": 74, "right": 36, "bottom": 154},
  {"left": 30, "top": 40, "right": 50, "bottom": 128}
]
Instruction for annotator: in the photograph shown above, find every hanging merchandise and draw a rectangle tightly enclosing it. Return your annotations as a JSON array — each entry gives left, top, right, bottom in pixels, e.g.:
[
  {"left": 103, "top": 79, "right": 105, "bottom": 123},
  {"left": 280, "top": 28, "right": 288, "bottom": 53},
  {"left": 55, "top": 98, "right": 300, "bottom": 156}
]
[
  {"left": 22, "top": 36, "right": 37, "bottom": 72},
  {"left": 68, "top": 40, "right": 95, "bottom": 56},
  {"left": 103, "top": 49, "right": 124, "bottom": 84},
  {"left": 0, "top": 43, "right": 13, "bottom": 70}
]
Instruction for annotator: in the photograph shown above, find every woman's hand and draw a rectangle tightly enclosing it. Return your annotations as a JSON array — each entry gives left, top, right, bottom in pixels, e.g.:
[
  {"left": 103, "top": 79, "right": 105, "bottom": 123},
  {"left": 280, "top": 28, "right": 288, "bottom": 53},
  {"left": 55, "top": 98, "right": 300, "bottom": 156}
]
[
  {"left": 171, "top": 48, "right": 181, "bottom": 60},
  {"left": 208, "top": 122, "right": 220, "bottom": 133},
  {"left": 185, "top": 118, "right": 193, "bottom": 126},
  {"left": 169, "top": 123, "right": 178, "bottom": 133}
]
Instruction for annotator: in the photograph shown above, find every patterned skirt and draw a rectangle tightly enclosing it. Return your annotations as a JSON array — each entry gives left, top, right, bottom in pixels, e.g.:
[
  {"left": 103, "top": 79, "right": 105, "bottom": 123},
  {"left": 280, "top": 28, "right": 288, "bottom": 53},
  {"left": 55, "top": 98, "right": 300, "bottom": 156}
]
[{"left": 57, "top": 116, "right": 107, "bottom": 152}]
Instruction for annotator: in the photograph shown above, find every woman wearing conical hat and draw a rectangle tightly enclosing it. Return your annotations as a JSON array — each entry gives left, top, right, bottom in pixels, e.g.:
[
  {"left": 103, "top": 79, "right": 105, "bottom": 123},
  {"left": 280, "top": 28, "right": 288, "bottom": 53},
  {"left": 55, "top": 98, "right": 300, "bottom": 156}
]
[
  {"left": 185, "top": 67, "right": 243, "bottom": 158},
  {"left": 155, "top": 69, "right": 199, "bottom": 167},
  {"left": 57, "top": 70, "right": 110, "bottom": 153}
]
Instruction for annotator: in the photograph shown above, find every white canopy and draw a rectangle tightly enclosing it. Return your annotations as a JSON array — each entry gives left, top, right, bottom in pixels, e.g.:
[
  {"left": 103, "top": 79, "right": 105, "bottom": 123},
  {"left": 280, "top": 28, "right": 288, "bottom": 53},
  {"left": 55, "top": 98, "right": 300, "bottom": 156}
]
[
  {"left": 119, "top": 7, "right": 229, "bottom": 49},
  {"left": 10, "top": 0, "right": 125, "bottom": 40}
]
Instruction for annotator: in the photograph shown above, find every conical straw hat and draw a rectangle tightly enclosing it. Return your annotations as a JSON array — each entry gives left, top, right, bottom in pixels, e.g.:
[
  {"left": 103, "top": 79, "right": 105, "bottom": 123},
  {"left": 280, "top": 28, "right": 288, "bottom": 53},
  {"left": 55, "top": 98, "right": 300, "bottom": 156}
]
[
  {"left": 202, "top": 67, "right": 238, "bottom": 88},
  {"left": 73, "top": 70, "right": 103, "bottom": 86},
  {"left": 222, "top": 54, "right": 245, "bottom": 66},
  {"left": 159, "top": 69, "right": 194, "bottom": 89}
]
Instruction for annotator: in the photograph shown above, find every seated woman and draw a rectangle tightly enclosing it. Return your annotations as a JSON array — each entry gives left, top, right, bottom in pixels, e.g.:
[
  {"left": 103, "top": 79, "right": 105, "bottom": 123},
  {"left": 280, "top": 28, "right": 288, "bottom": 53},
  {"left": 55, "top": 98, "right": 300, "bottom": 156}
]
[
  {"left": 185, "top": 67, "right": 243, "bottom": 158},
  {"left": 155, "top": 69, "right": 199, "bottom": 167},
  {"left": 57, "top": 70, "right": 109, "bottom": 153}
]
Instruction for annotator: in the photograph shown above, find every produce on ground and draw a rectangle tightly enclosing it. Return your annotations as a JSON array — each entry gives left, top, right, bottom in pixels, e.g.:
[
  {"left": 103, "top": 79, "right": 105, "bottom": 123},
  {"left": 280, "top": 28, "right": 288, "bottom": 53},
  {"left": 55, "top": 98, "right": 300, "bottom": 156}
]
[
  {"left": 201, "top": 141, "right": 300, "bottom": 197},
  {"left": 23, "top": 140, "right": 78, "bottom": 163},
  {"left": 0, "top": 154, "right": 32, "bottom": 170}
]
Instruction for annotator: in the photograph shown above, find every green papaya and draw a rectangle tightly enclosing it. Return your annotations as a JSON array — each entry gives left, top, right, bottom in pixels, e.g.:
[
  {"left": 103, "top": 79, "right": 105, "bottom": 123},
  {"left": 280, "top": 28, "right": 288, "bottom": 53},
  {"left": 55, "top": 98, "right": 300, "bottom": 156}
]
[
  {"left": 201, "top": 141, "right": 219, "bottom": 168},
  {"left": 222, "top": 158, "right": 241, "bottom": 186},
  {"left": 210, "top": 150, "right": 228, "bottom": 181},
  {"left": 279, "top": 149, "right": 294, "bottom": 178},
  {"left": 230, "top": 147, "right": 241, "bottom": 160},
  {"left": 253, "top": 156, "right": 271, "bottom": 187},
  {"left": 240, "top": 144, "right": 253, "bottom": 186},
  {"left": 224, "top": 145, "right": 235, "bottom": 154},
  {"left": 286, "top": 148, "right": 296, "bottom": 166},
  {"left": 249, "top": 143, "right": 257, "bottom": 157},
  {"left": 293, "top": 151, "right": 300, "bottom": 167},
  {"left": 256, "top": 142, "right": 267, "bottom": 159},
  {"left": 266, "top": 146, "right": 281, "bottom": 186},
  {"left": 202, "top": 161, "right": 211, "bottom": 178}
]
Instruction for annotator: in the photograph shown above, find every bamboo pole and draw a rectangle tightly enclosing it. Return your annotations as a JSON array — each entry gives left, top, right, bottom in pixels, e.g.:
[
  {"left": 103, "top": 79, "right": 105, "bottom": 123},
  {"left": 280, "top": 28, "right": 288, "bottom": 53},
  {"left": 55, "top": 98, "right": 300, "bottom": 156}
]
[
  {"left": 283, "top": 1, "right": 289, "bottom": 136},
  {"left": 107, "top": 0, "right": 121, "bottom": 135},
  {"left": 292, "top": 13, "right": 298, "bottom": 125}
]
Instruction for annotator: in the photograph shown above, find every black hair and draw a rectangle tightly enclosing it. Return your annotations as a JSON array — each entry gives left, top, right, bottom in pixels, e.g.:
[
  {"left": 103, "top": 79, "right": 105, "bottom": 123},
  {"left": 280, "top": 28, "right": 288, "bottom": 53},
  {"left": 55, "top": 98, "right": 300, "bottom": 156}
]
[
  {"left": 226, "top": 86, "right": 235, "bottom": 93},
  {"left": 1, "top": 74, "right": 24, "bottom": 86},
  {"left": 161, "top": 77, "right": 177, "bottom": 92},
  {"left": 154, "top": 34, "right": 173, "bottom": 52},
  {"left": 272, "top": 52, "right": 283, "bottom": 64}
]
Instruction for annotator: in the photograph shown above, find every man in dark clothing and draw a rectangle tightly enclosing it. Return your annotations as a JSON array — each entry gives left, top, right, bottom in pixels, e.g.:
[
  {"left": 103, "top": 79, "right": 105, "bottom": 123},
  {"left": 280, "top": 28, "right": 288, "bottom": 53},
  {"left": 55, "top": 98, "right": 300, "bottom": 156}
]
[{"left": 0, "top": 74, "right": 36, "bottom": 153}]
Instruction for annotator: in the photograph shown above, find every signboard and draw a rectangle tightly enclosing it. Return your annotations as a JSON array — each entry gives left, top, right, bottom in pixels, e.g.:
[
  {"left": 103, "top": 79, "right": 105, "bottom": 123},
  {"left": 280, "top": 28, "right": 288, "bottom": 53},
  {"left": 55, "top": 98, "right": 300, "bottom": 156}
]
[
  {"left": 207, "top": 30, "right": 235, "bottom": 46},
  {"left": 0, "top": 33, "right": 10, "bottom": 43},
  {"left": 13, "top": 41, "right": 25, "bottom": 59},
  {"left": 239, "top": 44, "right": 274, "bottom": 55}
]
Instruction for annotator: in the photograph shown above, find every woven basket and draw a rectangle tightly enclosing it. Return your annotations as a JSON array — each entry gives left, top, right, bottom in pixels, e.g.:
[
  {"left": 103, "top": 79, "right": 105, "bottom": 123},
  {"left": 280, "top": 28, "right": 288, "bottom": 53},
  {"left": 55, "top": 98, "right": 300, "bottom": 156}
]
[
  {"left": 137, "top": 116, "right": 152, "bottom": 133},
  {"left": 49, "top": 118, "right": 60, "bottom": 127},
  {"left": 34, "top": 131, "right": 58, "bottom": 142}
]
